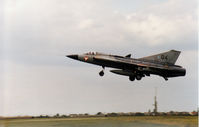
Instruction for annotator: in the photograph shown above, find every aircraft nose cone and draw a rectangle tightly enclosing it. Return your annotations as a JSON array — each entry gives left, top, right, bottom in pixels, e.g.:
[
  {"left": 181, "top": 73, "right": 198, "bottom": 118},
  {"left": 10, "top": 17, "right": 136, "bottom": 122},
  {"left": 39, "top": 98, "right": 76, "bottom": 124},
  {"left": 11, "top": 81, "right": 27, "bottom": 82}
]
[{"left": 66, "top": 55, "right": 78, "bottom": 60}]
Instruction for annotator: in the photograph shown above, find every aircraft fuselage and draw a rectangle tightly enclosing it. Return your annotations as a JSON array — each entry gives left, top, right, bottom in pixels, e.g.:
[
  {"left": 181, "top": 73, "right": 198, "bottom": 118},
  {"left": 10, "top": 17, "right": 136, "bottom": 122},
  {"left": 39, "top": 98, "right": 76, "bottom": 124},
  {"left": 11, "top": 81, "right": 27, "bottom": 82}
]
[{"left": 67, "top": 50, "right": 186, "bottom": 81}]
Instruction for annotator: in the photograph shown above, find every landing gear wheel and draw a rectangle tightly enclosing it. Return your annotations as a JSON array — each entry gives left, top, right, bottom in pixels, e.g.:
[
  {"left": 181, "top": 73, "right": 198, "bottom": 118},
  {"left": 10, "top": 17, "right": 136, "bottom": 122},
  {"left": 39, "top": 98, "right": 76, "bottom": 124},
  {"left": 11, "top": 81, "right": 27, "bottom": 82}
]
[
  {"left": 99, "top": 70, "right": 104, "bottom": 76},
  {"left": 129, "top": 76, "right": 135, "bottom": 81},
  {"left": 136, "top": 75, "right": 142, "bottom": 80},
  {"left": 99, "top": 66, "right": 105, "bottom": 77}
]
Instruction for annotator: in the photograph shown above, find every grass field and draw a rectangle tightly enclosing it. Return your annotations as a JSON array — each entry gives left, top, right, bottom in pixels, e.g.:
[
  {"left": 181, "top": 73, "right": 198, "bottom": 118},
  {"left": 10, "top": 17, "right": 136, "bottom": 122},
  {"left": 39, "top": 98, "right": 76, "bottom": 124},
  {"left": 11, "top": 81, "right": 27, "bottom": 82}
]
[{"left": 0, "top": 116, "right": 198, "bottom": 127}]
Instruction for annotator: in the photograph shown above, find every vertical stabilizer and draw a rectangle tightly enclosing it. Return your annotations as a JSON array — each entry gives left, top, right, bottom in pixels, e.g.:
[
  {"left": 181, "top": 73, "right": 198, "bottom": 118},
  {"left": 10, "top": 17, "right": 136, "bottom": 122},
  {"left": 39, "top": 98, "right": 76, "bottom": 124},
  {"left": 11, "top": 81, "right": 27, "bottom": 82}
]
[{"left": 138, "top": 50, "right": 181, "bottom": 65}]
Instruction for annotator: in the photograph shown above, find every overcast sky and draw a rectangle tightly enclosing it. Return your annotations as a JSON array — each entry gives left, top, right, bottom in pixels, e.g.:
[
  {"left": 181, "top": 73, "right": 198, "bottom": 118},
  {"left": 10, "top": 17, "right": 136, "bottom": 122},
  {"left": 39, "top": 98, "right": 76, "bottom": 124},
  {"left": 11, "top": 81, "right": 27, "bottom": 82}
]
[{"left": 0, "top": 0, "right": 198, "bottom": 116}]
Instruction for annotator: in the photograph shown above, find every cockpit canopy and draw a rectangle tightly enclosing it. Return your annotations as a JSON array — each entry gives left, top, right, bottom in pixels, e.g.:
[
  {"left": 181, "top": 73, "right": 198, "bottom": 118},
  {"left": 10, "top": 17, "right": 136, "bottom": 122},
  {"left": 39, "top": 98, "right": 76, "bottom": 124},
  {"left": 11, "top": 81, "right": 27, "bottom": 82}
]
[
  {"left": 84, "top": 52, "right": 96, "bottom": 55},
  {"left": 84, "top": 52, "right": 107, "bottom": 55}
]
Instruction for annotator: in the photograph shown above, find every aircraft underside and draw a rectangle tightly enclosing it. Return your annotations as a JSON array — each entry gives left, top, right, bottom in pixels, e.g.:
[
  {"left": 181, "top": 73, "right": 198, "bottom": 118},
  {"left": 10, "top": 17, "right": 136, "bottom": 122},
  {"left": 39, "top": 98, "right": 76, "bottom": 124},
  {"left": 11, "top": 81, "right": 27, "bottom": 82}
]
[{"left": 97, "top": 64, "right": 185, "bottom": 81}]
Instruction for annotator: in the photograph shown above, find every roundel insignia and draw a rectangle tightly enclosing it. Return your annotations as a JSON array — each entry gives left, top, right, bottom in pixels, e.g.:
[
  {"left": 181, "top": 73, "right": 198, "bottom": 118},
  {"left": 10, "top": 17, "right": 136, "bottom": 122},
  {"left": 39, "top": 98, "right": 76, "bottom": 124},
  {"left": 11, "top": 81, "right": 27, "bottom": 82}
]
[{"left": 84, "top": 56, "right": 89, "bottom": 61}]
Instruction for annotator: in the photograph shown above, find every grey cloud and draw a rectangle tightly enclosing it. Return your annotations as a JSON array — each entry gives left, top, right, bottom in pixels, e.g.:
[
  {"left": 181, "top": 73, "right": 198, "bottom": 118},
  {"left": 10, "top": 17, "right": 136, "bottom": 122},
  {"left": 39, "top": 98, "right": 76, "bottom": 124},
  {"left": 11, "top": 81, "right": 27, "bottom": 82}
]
[{"left": 4, "top": 0, "right": 197, "bottom": 54}]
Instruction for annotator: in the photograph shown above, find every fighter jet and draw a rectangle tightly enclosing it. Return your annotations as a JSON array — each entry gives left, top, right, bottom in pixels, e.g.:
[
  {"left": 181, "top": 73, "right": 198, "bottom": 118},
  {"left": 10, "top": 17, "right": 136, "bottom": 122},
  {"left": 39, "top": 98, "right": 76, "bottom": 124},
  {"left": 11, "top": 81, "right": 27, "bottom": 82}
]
[{"left": 67, "top": 50, "right": 186, "bottom": 81}]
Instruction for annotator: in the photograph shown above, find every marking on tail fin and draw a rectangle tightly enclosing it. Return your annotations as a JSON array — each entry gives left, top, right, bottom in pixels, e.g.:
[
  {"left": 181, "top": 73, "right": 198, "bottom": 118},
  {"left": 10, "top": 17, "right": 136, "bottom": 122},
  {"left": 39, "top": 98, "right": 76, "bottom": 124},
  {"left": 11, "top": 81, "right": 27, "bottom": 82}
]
[{"left": 138, "top": 50, "right": 181, "bottom": 65}]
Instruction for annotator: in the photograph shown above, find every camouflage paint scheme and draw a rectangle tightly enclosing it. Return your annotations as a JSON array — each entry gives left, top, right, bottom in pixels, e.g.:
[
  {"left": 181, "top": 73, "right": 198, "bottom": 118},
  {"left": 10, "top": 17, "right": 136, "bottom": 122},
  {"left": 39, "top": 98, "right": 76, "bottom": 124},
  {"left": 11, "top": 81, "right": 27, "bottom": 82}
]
[{"left": 67, "top": 50, "right": 186, "bottom": 81}]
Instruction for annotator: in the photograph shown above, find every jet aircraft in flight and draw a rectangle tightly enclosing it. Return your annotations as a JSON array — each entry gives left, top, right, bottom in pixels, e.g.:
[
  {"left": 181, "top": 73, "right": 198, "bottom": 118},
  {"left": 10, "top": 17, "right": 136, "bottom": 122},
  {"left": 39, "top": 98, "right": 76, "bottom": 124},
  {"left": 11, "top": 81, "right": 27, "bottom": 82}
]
[{"left": 67, "top": 50, "right": 186, "bottom": 81}]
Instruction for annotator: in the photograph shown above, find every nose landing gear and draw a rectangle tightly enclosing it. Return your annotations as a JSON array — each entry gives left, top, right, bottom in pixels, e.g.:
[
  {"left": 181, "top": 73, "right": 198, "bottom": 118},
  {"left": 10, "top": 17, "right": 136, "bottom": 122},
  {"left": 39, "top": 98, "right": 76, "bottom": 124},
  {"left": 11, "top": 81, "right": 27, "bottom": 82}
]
[
  {"left": 99, "top": 70, "right": 104, "bottom": 76},
  {"left": 99, "top": 66, "right": 105, "bottom": 77}
]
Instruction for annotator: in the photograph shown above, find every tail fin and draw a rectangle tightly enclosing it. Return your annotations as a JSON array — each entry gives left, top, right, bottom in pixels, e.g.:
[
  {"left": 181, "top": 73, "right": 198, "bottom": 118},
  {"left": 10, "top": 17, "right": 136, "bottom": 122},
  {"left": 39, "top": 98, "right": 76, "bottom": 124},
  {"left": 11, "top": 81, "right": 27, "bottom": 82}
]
[{"left": 138, "top": 50, "right": 181, "bottom": 65}]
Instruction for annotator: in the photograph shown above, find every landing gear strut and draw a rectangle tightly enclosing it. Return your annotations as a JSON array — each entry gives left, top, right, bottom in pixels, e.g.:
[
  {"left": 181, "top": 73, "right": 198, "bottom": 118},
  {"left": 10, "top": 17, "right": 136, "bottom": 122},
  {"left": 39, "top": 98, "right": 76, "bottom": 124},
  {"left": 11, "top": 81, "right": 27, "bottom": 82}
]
[
  {"left": 163, "top": 77, "right": 168, "bottom": 81},
  {"left": 99, "top": 66, "right": 105, "bottom": 77}
]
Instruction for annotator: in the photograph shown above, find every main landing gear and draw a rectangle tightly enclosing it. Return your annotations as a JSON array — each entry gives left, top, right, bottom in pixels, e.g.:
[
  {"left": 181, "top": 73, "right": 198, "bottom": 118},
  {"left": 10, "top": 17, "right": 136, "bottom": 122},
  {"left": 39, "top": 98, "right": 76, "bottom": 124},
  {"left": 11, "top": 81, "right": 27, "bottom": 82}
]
[
  {"left": 129, "top": 76, "right": 135, "bottom": 81},
  {"left": 136, "top": 75, "right": 142, "bottom": 80},
  {"left": 129, "top": 75, "right": 142, "bottom": 81},
  {"left": 99, "top": 66, "right": 105, "bottom": 76}
]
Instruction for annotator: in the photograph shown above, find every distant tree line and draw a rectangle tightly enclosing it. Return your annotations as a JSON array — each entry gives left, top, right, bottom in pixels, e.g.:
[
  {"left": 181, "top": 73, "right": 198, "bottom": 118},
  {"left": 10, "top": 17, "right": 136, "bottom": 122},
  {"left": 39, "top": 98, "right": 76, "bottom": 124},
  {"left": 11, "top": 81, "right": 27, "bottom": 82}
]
[
  {"left": 1, "top": 111, "right": 197, "bottom": 120},
  {"left": 31, "top": 111, "right": 198, "bottom": 119}
]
